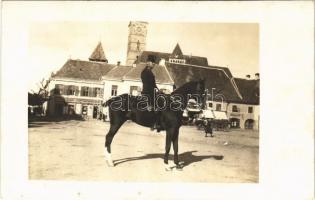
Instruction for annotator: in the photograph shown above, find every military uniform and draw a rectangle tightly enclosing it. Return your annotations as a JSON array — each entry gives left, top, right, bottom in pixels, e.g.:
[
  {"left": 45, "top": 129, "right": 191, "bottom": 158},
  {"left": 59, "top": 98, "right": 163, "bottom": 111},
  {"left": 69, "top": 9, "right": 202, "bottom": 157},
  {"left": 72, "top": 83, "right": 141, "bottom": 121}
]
[
  {"left": 141, "top": 66, "right": 158, "bottom": 108},
  {"left": 140, "top": 64, "right": 161, "bottom": 132}
]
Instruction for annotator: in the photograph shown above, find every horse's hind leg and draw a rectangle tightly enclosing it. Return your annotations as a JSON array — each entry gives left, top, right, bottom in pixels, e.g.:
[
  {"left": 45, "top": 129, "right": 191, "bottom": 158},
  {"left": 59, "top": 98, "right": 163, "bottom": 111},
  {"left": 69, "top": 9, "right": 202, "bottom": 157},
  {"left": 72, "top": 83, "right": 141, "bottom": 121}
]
[
  {"left": 172, "top": 129, "right": 183, "bottom": 170},
  {"left": 172, "top": 130, "right": 179, "bottom": 165},
  {"left": 164, "top": 128, "right": 174, "bottom": 171},
  {"left": 104, "top": 118, "right": 125, "bottom": 167}
]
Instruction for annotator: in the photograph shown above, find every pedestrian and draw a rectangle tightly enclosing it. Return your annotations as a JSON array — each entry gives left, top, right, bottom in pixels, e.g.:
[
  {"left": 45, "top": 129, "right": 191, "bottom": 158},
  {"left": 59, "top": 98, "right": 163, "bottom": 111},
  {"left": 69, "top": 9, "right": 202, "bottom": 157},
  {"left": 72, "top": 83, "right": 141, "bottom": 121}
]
[{"left": 204, "top": 119, "right": 213, "bottom": 137}]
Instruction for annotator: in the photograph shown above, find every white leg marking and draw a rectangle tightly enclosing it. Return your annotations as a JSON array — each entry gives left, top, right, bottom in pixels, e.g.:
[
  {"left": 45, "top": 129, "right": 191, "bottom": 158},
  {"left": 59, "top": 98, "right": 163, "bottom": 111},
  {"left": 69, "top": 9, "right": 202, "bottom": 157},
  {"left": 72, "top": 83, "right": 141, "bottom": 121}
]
[
  {"left": 164, "top": 163, "right": 172, "bottom": 171},
  {"left": 104, "top": 148, "right": 114, "bottom": 167}
]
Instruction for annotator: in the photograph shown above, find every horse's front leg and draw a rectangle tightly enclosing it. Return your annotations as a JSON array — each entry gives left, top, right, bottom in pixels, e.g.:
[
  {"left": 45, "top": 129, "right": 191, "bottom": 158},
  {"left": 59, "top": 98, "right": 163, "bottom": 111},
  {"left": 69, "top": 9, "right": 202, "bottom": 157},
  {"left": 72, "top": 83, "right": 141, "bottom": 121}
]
[
  {"left": 164, "top": 129, "right": 172, "bottom": 171},
  {"left": 105, "top": 120, "right": 125, "bottom": 167}
]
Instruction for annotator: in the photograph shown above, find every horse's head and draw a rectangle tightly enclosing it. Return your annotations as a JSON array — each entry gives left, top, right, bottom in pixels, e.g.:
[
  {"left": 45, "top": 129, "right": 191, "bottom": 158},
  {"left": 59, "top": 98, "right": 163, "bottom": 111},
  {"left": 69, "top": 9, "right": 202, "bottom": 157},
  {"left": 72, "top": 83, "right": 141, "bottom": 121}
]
[
  {"left": 194, "top": 79, "right": 206, "bottom": 106},
  {"left": 171, "top": 79, "right": 206, "bottom": 109},
  {"left": 195, "top": 79, "right": 206, "bottom": 96}
]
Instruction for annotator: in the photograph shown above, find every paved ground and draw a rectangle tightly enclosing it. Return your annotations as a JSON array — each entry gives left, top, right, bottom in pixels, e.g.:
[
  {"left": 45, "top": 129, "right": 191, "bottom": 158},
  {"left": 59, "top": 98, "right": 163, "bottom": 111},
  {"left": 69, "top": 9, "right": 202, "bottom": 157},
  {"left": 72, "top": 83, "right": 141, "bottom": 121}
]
[{"left": 28, "top": 119, "right": 259, "bottom": 183}]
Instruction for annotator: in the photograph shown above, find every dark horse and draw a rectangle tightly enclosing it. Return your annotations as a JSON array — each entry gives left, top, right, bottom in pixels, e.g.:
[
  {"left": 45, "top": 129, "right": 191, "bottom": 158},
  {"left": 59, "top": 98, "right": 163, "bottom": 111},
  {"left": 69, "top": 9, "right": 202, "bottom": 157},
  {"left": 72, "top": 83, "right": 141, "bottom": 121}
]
[{"left": 103, "top": 80, "right": 205, "bottom": 170}]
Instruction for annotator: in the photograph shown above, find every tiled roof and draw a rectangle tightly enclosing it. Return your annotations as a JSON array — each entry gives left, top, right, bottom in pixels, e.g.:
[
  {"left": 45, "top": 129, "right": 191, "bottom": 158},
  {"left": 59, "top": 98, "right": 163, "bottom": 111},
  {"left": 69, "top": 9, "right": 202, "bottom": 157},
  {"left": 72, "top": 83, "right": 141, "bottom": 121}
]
[
  {"left": 102, "top": 65, "right": 133, "bottom": 81},
  {"left": 234, "top": 78, "right": 260, "bottom": 105},
  {"left": 208, "top": 65, "right": 233, "bottom": 78},
  {"left": 139, "top": 51, "right": 208, "bottom": 66},
  {"left": 165, "top": 63, "right": 242, "bottom": 102},
  {"left": 54, "top": 59, "right": 116, "bottom": 81},
  {"left": 124, "top": 63, "right": 174, "bottom": 84},
  {"left": 89, "top": 42, "right": 107, "bottom": 62}
]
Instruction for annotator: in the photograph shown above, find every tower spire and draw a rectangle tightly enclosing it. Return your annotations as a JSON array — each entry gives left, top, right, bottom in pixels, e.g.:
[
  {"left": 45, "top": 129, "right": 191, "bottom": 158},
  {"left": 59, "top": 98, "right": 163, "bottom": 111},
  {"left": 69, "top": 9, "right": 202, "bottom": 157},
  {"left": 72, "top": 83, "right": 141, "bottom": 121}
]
[
  {"left": 89, "top": 42, "right": 108, "bottom": 63},
  {"left": 170, "top": 43, "right": 184, "bottom": 59}
]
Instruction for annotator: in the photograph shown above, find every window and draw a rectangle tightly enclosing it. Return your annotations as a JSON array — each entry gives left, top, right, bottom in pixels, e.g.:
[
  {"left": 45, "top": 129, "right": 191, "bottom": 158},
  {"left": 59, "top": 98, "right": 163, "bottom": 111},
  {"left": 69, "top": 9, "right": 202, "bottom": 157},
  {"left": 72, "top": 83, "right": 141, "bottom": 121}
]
[
  {"left": 81, "top": 86, "right": 89, "bottom": 97},
  {"left": 216, "top": 104, "right": 221, "bottom": 111},
  {"left": 130, "top": 86, "right": 139, "bottom": 96},
  {"left": 88, "top": 87, "right": 95, "bottom": 97},
  {"left": 67, "top": 85, "right": 76, "bottom": 96},
  {"left": 99, "top": 88, "right": 104, "bottom": 98},
  {"left": 95, "top": 88, "right": 103, "bottom": 98},
  {"left": 248, "top": 107, "right": 253, "bottom": 113},
  {"left": 232, "top": 105, "right": 238, "bottom": 112},
  {"left": 55, "top": 84, "right": 62, "bottom": 95},
  {"left": 111, "top": 85, "right": 118, "bottom": 96},
  {"left": 208, "top": 102, "right": 213, "bottom": 108}
]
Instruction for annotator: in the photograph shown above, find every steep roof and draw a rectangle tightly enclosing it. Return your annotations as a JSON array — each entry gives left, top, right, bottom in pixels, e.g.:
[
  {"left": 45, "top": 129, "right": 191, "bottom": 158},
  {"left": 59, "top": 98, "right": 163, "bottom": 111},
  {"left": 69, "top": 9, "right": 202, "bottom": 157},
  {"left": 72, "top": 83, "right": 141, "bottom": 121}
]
[
  {"left": 170, "top": 43, "right": 184, "bottom": 59},
  {"left": 89, "top": 42, "right": 107, "bottom": 62},
  {"left": 124, "top": 63, "right": 174, "bottom": 85},
  {"left": 234, "top": 78, "right": 260, "bottom": 105},
  {"left": 208, "top": 65, "right": 233, "bottom": 78},
  {"left": 54, "top": 59, "right": 116, "bottom": 81},
  {"left": 165, "top": 63, "right": 242, "bottom": 103},
  {"left": 139, "top": 51, "right": 208, "bottom": 66},
  {"left": 102, "top": 65, "right": 133, "bottom": 81}
]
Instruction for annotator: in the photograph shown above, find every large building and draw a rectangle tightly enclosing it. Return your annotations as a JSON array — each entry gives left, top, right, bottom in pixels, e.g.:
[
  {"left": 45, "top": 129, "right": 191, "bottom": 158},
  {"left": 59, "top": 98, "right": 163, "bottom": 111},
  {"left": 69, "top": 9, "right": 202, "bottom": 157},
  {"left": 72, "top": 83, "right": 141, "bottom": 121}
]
[
  {"left": 47, "top": 21, "right": 259, "bottom": 129},
  {"left": 47, "top": 41, "right": 173, "bottom": 118}
]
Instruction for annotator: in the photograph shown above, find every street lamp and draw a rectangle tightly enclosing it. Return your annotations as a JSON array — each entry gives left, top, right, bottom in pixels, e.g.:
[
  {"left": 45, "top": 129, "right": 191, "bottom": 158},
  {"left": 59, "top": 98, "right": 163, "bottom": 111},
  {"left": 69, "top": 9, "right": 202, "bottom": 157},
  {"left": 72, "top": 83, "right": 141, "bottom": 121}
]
[{"left": 211, "top": 88, "right": 216, "bottom": 111}]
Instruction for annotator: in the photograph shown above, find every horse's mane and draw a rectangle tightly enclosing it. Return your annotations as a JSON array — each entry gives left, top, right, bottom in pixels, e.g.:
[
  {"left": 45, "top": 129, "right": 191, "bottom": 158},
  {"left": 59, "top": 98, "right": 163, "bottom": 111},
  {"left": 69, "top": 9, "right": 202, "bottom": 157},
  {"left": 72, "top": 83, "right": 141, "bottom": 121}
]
[{"left": 171, "top": 81, "right": 198, "bottom": 95}]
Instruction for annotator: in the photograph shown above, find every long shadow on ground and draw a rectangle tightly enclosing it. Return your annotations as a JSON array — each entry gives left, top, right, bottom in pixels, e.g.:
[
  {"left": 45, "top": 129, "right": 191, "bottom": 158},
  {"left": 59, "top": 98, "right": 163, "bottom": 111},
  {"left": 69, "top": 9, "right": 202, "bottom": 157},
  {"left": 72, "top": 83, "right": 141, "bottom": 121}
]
[{"left": 114, "top": 151, "right": 224, "bottom": 168}]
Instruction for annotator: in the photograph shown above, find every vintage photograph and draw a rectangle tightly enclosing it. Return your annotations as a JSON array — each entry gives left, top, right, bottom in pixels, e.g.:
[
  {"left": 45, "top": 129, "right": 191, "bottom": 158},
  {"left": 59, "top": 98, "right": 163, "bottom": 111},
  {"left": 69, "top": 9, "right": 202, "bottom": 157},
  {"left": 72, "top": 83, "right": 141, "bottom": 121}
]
[
  {"left": 2, "top": 1, "right": 314, "bottom": 200},
  {"left": 28, "top": 21, "right": 259, "bottom": 182}
]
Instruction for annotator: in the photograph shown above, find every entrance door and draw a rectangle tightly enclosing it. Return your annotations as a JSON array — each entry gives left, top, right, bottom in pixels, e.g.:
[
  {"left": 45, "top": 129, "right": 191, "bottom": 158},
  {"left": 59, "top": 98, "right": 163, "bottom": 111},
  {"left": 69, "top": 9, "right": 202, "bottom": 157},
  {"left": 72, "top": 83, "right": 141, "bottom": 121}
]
[
  {"left": 230, "top": 118, "right": 240, "bottom": 128},
  {"left": 68, "top": 105, "right": 75, "bottom": 115},
  {"left": 93, "top": 106, "right": 98, "bottom": 119},
  {"left": 82, "top": 105, "right": 88, "bottom": 116},
  {"left": 245, "top": 119, "right": 254, "bottom": 129},
  {"left": 55, "top": 104, "right": 63, "bottom": 116}
]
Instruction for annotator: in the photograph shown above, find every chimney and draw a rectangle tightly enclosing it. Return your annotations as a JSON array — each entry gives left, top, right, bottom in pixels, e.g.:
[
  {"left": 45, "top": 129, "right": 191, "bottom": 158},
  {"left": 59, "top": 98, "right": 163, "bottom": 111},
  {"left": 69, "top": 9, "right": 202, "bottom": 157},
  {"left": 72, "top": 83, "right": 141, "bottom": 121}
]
[
  {"left": 246, "top": 74, "right": 251, "bottom": 80},
  {"left": 255, "top": 73, "right": 260, "bottom": 80},
  {"left": 117, "top": 61, "right": 121, "bottom": 66}
]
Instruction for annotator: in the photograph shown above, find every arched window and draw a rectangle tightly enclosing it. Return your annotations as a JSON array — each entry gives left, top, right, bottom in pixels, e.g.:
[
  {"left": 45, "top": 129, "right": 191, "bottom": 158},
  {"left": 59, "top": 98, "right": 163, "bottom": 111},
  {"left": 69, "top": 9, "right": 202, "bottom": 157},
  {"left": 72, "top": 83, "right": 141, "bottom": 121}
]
[
  {"left": 232, "top": 105, "right": 238, "bottom": 112},
  {"left": 245, "top": 119, "right": 254, "bottom": 129}
]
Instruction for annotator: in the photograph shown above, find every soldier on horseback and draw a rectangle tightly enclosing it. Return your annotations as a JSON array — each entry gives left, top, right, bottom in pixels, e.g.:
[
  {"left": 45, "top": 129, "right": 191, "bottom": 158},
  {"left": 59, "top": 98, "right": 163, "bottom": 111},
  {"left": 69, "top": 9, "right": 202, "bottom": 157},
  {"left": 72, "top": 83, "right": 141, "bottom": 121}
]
[{"left": 140, "top": 58, "right": 162, "bottom": 132}]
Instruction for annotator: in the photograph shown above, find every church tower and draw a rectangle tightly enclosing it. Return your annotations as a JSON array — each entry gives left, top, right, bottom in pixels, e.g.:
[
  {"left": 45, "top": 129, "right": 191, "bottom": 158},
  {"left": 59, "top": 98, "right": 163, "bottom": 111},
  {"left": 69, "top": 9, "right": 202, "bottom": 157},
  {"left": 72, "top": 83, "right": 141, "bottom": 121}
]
[{"left": 126, "top": 21, "right": 148, "bottom": 66}]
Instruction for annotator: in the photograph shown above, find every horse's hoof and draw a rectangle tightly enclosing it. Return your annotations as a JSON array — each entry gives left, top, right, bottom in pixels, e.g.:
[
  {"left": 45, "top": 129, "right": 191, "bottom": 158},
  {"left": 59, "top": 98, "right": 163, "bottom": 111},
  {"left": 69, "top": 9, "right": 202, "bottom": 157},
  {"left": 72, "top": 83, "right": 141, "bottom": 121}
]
[
  {"left": 106, "top": 160, "right": 115, "bottom": 167},
  {"left": 164, "top": 164, "right": 172, "bottom": 171},
  {"left": 175, "top": 165, "right": 183, "bottom": 171}
]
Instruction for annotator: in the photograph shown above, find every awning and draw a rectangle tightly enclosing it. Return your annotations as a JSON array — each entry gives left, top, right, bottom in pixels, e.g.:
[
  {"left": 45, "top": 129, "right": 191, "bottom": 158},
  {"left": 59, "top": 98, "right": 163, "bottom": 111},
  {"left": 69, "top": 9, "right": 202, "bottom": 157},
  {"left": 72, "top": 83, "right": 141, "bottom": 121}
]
[
  {"left": 187, "top": 107, "right": 201, "bottom": 113},
  {"left": 202, "top": 110, "right": 215, "bottom": 119},
  {"left": 213, "top": 111, "right": 228, "bottom": 120}
]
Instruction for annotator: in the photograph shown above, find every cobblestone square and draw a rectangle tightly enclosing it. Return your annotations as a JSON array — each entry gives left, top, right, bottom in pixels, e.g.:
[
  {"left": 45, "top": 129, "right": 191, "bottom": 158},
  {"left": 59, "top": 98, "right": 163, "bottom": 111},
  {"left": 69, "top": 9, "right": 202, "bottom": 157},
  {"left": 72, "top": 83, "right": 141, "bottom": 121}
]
[{"left": 29, "top": 119, "right": 259, "bottom": 182}]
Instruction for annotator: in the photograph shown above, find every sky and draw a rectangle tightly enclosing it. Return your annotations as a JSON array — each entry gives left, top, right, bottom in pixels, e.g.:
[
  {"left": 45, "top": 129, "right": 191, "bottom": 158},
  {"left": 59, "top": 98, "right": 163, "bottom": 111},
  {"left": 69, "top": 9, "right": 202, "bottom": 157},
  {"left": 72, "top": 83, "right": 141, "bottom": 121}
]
[{"left": 29, "top": 21, "right": 259, "bottom": 91}]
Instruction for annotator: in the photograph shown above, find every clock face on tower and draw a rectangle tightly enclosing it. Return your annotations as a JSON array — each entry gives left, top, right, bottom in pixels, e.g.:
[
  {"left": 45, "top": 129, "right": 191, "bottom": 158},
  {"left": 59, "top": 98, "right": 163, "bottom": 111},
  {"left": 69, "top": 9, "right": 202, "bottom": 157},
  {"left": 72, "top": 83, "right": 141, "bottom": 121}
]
[{"left": 136, "top": 27, "right": 142, "bottom": 34}]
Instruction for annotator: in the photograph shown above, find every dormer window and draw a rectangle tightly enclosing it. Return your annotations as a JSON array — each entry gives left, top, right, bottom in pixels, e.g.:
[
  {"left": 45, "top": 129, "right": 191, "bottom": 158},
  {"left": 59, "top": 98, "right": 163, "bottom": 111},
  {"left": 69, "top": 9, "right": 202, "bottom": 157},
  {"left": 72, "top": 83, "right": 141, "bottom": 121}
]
[{"left": 169, "top": 58, "right": 186, "bottom": 64}]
